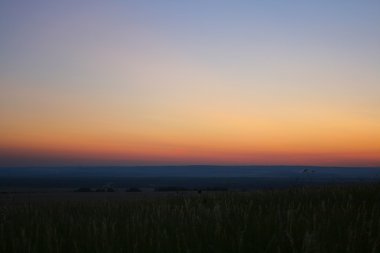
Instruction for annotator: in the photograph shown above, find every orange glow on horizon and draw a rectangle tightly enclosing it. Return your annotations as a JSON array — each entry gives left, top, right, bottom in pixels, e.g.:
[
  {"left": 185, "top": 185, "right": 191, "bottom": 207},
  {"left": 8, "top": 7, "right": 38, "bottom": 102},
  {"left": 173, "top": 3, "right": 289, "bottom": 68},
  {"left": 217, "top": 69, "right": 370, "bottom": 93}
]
[{"left": 1, "top": 106, "right": 379, "bottom": 166}]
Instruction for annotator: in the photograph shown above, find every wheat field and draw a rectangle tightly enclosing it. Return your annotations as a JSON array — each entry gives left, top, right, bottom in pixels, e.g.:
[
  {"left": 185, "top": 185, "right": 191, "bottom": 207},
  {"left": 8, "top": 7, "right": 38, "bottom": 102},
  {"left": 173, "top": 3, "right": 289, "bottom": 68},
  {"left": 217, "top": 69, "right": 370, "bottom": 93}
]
[{"left": 1, "top": 184, "right": 380, "bottom": 253}]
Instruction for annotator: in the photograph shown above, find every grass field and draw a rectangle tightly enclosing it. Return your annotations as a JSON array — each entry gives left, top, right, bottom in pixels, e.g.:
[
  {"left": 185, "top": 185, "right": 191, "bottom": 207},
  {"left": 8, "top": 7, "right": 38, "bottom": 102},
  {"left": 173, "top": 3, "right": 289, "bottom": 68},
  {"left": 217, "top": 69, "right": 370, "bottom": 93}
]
[{"left": 1, "top": 184, "right": 380, "bottom": 253}]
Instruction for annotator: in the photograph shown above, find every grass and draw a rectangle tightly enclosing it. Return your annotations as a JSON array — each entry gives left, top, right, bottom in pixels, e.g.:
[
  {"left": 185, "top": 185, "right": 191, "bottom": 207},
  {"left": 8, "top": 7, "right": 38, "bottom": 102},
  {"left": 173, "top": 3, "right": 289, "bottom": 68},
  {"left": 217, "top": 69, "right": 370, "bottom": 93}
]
[{"left": 1, "top": 184, "right": 380, "bottom": 253}]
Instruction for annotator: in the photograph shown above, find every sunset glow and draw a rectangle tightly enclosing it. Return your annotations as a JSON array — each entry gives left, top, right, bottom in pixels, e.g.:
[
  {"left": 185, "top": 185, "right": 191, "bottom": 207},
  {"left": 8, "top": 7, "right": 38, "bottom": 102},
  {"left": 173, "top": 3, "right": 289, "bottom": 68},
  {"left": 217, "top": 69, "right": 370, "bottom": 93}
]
[{"left": 1, "top": 1, "right": 379, "bottom": 166}]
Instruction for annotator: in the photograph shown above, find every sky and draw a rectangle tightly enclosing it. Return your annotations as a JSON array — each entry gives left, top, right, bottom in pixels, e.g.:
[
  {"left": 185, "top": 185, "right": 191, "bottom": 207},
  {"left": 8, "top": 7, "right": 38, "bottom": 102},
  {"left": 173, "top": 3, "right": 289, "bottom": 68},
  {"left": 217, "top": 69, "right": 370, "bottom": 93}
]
[{"left": 1, "top": 1, "right": 380, "bottom": 167}]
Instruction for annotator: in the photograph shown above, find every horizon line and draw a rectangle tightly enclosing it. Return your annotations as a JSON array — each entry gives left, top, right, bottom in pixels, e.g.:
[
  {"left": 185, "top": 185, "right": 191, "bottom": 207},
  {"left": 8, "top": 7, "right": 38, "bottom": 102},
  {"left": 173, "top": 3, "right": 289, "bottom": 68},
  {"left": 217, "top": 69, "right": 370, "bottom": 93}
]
[{"left": 1, "top": 164, "right": 380, "bottom": 169}]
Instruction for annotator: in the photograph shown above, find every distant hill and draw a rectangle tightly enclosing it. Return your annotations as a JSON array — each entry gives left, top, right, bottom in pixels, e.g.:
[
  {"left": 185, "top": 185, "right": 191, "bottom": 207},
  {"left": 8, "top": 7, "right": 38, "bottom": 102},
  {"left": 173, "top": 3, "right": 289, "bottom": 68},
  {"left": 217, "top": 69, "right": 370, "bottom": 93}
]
[{"left": 1, "top": 165, "right": 380, "bottom": 178}]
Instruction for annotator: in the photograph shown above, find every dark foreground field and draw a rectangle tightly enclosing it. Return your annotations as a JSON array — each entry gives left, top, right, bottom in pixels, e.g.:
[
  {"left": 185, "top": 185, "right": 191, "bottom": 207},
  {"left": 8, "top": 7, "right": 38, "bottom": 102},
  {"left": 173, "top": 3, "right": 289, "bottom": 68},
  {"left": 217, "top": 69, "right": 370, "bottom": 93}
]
[{"left": 1, "top": 184, "right": 380, "bottom": 253}]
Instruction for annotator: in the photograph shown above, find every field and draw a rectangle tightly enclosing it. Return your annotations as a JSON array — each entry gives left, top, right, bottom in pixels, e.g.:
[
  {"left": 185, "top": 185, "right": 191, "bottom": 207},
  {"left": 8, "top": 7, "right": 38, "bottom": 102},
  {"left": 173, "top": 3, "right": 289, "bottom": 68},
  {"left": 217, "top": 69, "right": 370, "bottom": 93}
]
[{"left": 1, "top": 184, "right": 380, "bottom": 253}]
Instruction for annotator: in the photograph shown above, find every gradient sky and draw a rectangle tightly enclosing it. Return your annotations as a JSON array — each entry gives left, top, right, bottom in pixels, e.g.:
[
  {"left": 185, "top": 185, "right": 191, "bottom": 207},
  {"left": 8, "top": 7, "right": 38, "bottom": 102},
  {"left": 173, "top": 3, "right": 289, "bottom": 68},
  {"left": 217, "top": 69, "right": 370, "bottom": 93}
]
[{"left": 1, "top": 1, "right": 380, "bottom": 166}]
